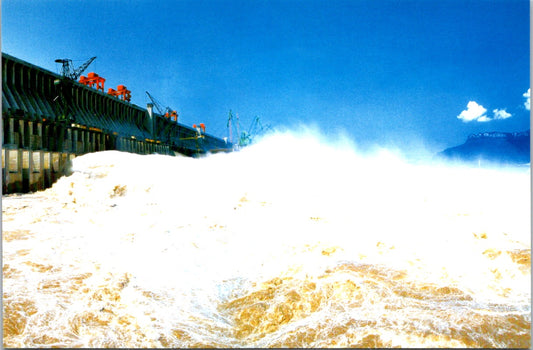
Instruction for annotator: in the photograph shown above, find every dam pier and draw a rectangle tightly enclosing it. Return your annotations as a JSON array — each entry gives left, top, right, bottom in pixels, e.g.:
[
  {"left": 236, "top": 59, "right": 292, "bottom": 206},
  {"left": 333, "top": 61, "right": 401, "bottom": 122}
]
[{"left": 2, "top": 53, "right": 230, "bottom": 194}]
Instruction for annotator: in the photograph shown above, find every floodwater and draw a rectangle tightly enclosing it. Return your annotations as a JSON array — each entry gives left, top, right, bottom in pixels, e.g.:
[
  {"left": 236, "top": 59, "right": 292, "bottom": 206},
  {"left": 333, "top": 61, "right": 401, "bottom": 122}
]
[{"left": 2, "top": 131, "right": 531, "bottom": 348}]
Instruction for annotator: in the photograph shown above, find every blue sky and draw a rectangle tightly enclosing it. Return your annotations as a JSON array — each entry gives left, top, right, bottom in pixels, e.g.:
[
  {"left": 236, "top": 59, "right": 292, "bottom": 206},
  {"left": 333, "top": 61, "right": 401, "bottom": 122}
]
[{"left": 2, "top": 0, "right": 530, "bottom": 152}]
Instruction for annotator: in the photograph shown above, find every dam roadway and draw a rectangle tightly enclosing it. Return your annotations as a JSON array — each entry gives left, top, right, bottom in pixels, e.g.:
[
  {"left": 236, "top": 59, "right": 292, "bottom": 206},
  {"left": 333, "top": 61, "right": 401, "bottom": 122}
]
[{"left": 2, "top": 53, "right": 231, "bottom": 194}]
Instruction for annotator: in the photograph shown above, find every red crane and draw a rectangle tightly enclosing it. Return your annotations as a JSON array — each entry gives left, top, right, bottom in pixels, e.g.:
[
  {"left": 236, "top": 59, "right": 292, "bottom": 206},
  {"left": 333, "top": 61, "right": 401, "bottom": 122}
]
[
  {"left": 108, "top": 84, "right": 131, "bottom": 102},
  {"left": 79, "top": 72, "right": 106, "bottom": 91}
]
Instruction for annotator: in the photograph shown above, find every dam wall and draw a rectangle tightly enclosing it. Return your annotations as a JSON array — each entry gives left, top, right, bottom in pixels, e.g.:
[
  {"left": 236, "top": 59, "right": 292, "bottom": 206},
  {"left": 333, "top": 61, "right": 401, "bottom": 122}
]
[
  {"left": 2, "top": 148, "right": 76, "bottom": 194},
  {"left": 2, "top": 53, "right": 231, "bottom": 194}
]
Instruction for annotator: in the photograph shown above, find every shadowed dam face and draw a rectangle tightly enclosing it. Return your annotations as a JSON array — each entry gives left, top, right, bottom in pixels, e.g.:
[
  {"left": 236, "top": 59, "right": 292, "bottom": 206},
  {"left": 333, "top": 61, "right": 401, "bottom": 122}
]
[{"left": 2, "top": 130, "right": 530, "bottom": 348}]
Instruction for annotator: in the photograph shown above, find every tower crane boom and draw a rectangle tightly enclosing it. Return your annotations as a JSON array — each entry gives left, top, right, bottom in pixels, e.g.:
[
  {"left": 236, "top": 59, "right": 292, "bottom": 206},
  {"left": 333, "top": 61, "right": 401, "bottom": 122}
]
[
  {"left": 145, "top": 91, "right": 166, "bottom": 115},
  {"left": 145, "top": 91, "right": 178, "bottom": 122},
  {"left": 55, "top": 56, "right": 97, "bottom": 80}
]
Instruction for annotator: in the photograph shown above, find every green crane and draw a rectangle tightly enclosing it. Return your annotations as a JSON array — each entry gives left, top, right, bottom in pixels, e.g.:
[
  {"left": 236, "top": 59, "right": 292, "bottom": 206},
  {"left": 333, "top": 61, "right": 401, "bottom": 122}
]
[{"left": 227, "top": 110, "right": 270, "bottom": 149}]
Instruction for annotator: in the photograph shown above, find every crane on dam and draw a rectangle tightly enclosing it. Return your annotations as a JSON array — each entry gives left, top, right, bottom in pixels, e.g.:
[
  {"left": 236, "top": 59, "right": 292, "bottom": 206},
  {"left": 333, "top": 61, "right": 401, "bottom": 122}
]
[
  {"left": 53, "top": 56, "right": 97, "bottom": 123},
  {"left": 227, "top": 110, "right": 270, "bottom": 149},
  {"left": 145, "top": 91, "right": 178, "bottom": 122},
  {"left": 55, "top": 56, "right": 97, "bottom": 81}
]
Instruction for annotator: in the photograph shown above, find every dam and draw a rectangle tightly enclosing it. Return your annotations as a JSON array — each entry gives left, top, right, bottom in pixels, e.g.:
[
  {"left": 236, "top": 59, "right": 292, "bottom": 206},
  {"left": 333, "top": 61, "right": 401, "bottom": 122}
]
[{"left": 1, "top": 53, "right": 231, "bottom": 194}]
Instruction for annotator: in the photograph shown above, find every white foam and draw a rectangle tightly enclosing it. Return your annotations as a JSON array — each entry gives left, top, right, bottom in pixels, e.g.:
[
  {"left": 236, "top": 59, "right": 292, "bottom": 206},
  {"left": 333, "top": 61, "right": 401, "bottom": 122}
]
[{"left": 3, "top": 129, "right": 530, "bottom": 347}]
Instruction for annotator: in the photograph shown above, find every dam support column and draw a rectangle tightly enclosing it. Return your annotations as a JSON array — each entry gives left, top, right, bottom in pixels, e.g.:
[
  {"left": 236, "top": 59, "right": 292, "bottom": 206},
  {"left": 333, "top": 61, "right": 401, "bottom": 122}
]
[
  {"left": 87, "top": 131, "right": 93, "bottom": 153},
  {"left": 18, "top": 119, "right": 25, "bottom": 149},
  {"left": 147, "top": 103, "right": 155, "bottom": 139},
  {"left": 23, "top": 121, "right": 31, "bottom": 149},
  {"left": 6, "top": 117, "right": 15, "bottom": 147},
  {"left": 81, "top": 130, "right": 87, "bottom": 154},
  {"left": 72, "top": 128, "right": 79, "bottom": 154},
  {"left": 36, "top": 122, "right": 43, "bottom": 150},
  {"left": 85, "top": 130, "right": 91, "bottom": 153},
  {"left": 66, "top": 128, "right": 73, "bottom": 153},
  {"left": 96, "top": 133, "right": 103, "bottom": 151},
  {"left": 29, "top": 122, "right": 35, "bottom": 149}
]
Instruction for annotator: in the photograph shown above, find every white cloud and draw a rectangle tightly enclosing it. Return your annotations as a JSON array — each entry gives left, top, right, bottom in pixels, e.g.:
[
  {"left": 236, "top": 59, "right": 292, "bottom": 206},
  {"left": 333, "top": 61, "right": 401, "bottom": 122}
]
[
  {"left": 523, "top": 88, "right": 530, "bottom": 110},
  {"left": 477, "top": 115, "right": 492, "bottom": 122},
  {"left": 492, "top": 108, "right": 511, "bottom": 120},
  {"left": 457, "top": 101, "right": 487, "bottom": 122}
]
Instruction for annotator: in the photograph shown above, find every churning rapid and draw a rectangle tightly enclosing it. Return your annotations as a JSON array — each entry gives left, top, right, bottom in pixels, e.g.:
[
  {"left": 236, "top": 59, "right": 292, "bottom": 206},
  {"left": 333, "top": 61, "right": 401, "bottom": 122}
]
[{"left": 2, "top": 130, "right": 531, "bottom": 348}]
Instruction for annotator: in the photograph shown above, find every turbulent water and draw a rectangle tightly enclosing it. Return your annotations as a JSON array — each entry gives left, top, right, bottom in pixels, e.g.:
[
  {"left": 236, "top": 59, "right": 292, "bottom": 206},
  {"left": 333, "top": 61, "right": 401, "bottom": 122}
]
[{"left": 2, "top": 131, "right": 531, "bottom": 348}]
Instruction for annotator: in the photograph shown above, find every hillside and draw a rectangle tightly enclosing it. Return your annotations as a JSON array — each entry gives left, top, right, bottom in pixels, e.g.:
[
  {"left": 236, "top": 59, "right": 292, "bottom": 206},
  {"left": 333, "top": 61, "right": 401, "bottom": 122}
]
[{"left": 438, "top": 130, "right": 530, "bottom": 164}]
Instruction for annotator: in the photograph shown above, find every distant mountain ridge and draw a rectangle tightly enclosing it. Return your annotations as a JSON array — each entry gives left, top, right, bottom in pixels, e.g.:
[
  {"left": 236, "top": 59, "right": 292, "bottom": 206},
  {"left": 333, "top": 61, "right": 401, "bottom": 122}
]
[{"left": 438, "top": 130, "right": 530, "bottom": 164}]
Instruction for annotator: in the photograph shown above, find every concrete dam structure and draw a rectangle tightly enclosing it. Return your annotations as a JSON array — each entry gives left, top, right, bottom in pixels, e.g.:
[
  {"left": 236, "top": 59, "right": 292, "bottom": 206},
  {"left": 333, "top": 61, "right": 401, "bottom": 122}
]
[{"left": 2, "top": 53, "right": 231, "bottom": 194}]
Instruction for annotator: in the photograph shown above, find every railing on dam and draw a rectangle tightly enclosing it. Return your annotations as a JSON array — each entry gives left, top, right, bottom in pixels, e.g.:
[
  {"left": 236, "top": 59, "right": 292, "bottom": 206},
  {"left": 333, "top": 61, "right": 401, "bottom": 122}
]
[{"left": 1, "top": 53, "right": 231, "bottom": 194}]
